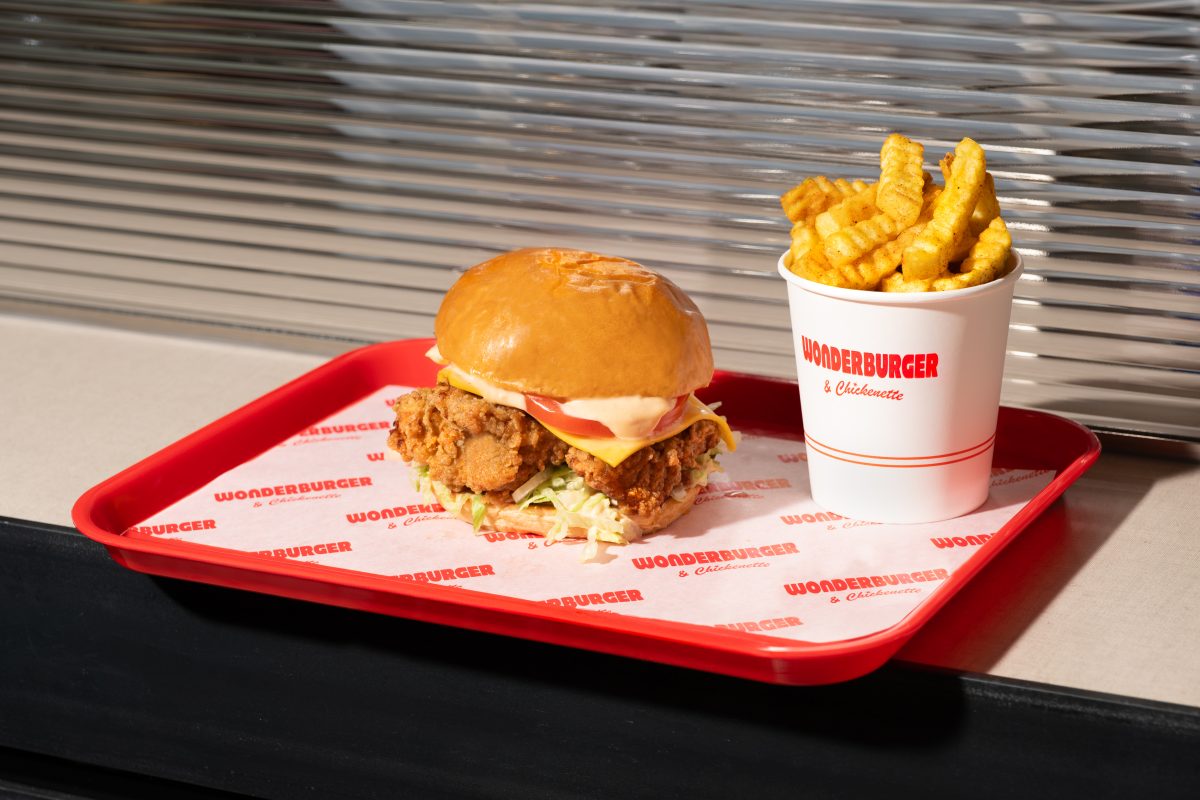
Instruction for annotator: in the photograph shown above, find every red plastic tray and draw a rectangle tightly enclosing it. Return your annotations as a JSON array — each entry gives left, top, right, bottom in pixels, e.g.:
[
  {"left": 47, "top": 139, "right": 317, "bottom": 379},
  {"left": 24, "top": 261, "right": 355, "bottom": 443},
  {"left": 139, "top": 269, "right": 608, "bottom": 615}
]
[{"left": 72, "top": 338, "right": 1099, "bottom": 685}]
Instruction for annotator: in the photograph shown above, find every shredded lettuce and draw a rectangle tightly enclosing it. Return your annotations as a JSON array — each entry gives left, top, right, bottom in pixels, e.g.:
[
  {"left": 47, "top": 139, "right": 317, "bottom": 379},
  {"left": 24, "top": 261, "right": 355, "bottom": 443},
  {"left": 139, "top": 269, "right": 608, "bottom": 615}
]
[
  {"left": 512, "top": 465, "right": 563, "bottom": 505},
  {"left": 691, "top": 446, "right": 728, "bottom": 488},
  {"left": 415, "top": 448, "right": 728, "bottom": 563},
  {"left": 411, "top": 463, "right": 639, "bottom": 561},
  {"left": 512, "top": 465, "right": 640, "bottom": 560},
  {"left": 470, "top": 494, "right": 487, "bottom": 533},
  {"left": 515, "top": 465, "right": 585, "bottom": 510},
  {"left": 414, "top": 465, "right": 461, "bottom": 513}
]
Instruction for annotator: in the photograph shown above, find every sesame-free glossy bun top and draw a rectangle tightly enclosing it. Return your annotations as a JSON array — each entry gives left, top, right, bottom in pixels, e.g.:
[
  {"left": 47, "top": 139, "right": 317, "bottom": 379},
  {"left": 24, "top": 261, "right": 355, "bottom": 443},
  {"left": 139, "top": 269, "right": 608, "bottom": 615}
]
[{"left": 434, "top": 247, "right": 714, "bottom": 399}]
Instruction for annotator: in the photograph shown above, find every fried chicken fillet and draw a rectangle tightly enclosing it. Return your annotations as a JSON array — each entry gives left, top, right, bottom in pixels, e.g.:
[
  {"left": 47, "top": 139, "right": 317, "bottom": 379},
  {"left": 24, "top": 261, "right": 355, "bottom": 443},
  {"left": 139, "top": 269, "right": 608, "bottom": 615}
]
[{"left": 389, "top": 384, "right": 720, "bottom": 518}]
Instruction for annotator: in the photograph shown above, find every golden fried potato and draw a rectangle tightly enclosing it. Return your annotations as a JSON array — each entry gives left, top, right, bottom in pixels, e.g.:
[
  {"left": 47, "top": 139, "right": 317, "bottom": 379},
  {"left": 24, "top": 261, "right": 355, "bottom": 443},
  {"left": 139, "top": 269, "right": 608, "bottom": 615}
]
[
  {"left": 781, "top": 134, "right": 1009, "bottom": 292},
  {"left": 938, "top": 152, "right": 954, "bottom": 183},
  {"left": 877, "top": 133, "right": 925, "bottom": 227},
  {"left": 949, "top": 234, "right": 977, "bottom": 263},
  {"left": 780, "top": 176, "right": 863, "bottom": 223},
  {"left": 940, "top": 153, "right": 1000, "bottom": 261},
  {"left": 934, "top": 217, "right": 1012, "bottom": 290},
  {"left": 823, "top": 212, "right": 902, "bottom": 266},
  {"left": 842, "top": 223, "right": 925, "bottom": 289},
  {"left": 814, "top": 183, "right": 879, "bottom": 239},
  {"left": 786, "top": 221, "right": 818, "bottom": 266},
  {"left": 824, "top": 168, "right": 936, "bottom": 266},
  {"left": 969, "top": 173, "right": 1001, "bottom": 237},
  {"left": 794, "top": 243, "right": 836, "bottom": 284},
  {"left": 799, "top": 215, "right": 928, "bottom": 290},
  {"left": 885, "top": 216, "right": 1012, "bottom": 292},
  {"left": 941, "top": 156, "right": 1001, "bottom": 239},
  {"left": 881, "top": 271, "right": 938, "bottom": 293},
  {"left": 902, "top": 138, "right": 986, "bottom": 281}
]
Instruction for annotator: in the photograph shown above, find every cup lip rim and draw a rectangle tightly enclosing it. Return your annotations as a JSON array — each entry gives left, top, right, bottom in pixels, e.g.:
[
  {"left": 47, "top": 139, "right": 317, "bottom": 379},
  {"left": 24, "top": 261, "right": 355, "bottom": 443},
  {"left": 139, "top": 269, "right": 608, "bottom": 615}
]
[{"left": 776, "top": 250, "right": 1023, "bottom": 304}]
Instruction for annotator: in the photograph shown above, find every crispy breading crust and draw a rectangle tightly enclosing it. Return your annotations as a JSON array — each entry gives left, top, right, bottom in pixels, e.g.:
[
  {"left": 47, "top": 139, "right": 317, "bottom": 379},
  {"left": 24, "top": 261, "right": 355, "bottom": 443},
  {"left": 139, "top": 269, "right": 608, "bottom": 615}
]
[
  {"left": 565, "top": 420, "right": 719, "bottom": 517},
  {"left": 388, "top": 384, "right": 720, "bottom": 518},
  {"left": 389, "top": 384, "right": 567, "bottom": 495}
]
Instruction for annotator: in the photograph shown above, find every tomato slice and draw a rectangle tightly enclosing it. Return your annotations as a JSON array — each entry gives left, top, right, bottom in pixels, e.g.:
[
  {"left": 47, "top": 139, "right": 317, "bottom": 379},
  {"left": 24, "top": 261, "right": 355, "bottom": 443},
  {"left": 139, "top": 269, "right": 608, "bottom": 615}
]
[
  {"left": 650, "top": 394, "right": 689, "bottom": 435},
  {"left": 525, "top": 394, "right": 688, "bottom": 439},
  {"left": 525, "top": 395, "right": 614, "bottom": 437}
]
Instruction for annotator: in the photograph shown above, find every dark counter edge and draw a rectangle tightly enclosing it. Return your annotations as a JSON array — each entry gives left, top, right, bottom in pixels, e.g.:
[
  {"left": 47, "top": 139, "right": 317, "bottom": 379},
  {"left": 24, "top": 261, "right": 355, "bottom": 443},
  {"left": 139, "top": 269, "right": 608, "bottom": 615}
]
[{"left": 2, "top": 518, "right": 1197, "bottom": 800}]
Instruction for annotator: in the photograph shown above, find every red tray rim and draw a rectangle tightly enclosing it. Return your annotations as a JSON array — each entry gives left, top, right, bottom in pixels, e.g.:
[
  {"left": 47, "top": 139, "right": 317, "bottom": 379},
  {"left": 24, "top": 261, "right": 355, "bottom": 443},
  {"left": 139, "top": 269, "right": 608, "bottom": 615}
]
[{"left": 71, "top": 339, "right": 1101, "bottom": 684}]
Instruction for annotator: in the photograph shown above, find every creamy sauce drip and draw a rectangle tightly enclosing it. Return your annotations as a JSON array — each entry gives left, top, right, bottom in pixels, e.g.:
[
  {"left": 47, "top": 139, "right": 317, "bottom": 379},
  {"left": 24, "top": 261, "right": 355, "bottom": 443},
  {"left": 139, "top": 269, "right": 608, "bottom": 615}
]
[
  {"left": 427, "top": 344, "right": 676, "bottom": 440},
  {"left": 556, "top": 396, "right": 673, "bottom": 439}
]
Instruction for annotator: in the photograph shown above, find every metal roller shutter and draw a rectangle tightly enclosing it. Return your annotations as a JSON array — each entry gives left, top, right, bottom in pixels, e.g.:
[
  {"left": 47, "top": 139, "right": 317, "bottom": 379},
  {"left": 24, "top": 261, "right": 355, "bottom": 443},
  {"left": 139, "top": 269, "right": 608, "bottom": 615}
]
[{"left": 0, "top": 1, "right": 1196, "bottom": 442}]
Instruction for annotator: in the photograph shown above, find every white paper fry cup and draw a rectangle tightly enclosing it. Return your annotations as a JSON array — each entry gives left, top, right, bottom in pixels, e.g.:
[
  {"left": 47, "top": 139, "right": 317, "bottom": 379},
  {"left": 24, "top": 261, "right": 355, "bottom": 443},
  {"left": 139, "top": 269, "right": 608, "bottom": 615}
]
[{"left": 777, "top": 252, "right": 1023, "bottom": 523}]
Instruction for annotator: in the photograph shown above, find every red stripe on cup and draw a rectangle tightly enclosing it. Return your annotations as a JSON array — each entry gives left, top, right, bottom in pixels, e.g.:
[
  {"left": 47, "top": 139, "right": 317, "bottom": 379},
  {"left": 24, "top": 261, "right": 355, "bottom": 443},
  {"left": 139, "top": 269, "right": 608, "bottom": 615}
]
[
  {"left": 804, "top": 435, "right": 994, "bottom": 469},
  {"left": 803, "top": 431, "right": 996, "bottom": 461}
]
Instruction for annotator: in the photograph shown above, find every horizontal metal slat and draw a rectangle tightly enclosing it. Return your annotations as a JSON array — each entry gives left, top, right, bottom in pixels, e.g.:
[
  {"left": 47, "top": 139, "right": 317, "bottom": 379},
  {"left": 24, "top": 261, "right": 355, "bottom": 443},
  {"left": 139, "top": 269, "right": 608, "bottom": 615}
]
[
  {"left": 4, "top": 29, "right": 1195, "bottom": 125},
  {"left": 7, "top": 62, "right": 1191, "bottom": 156}
]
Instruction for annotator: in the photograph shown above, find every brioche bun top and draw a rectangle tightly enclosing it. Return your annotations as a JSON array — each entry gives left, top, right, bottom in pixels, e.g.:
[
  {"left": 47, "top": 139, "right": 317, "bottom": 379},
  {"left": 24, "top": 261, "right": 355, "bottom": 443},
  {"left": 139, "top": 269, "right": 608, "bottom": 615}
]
[{"left": 434, "top": 247, "right": 714, "bottom": 399}]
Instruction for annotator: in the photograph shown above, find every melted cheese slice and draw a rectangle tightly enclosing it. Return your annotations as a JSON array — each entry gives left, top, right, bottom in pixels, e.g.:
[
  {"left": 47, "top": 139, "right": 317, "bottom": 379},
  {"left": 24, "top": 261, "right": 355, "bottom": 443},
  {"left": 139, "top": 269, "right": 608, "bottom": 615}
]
[{"left": 439, "top": 369, "right": 737, "bottom": 467}]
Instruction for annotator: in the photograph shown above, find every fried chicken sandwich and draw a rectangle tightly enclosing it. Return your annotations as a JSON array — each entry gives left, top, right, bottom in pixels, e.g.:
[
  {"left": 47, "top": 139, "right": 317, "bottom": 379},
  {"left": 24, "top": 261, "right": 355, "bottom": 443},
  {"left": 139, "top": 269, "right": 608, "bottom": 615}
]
[{"left": 387, "top": 247, "right": 737, "bottom": 555}]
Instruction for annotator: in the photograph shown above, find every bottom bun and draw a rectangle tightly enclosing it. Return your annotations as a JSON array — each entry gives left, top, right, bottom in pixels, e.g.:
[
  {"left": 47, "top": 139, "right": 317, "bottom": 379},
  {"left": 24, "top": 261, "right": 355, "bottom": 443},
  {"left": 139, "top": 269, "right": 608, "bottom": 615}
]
[
  {"left": 429, "top": 480, "right": 702, "bottom": 541},
  {"left": 478, "top": 483, "right": 702, "bottom": 539}
]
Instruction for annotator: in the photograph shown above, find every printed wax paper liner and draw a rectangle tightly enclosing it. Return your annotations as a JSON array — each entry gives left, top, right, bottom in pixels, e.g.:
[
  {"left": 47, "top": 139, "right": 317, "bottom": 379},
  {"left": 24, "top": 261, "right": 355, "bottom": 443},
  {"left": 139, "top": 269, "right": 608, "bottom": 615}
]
[{"left": 127, "top": 385, "right": 1053, "bottom": 644}]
